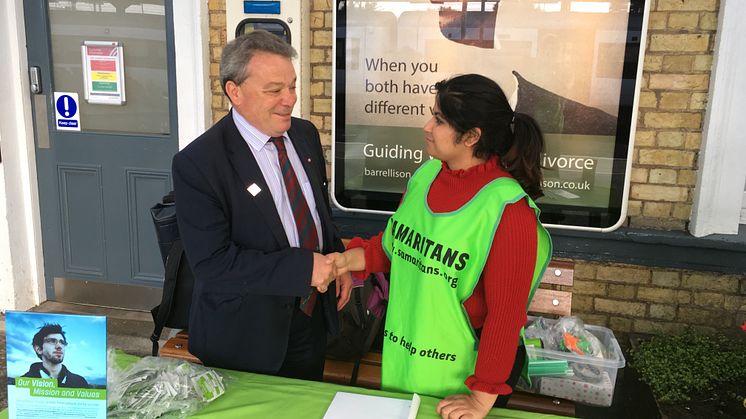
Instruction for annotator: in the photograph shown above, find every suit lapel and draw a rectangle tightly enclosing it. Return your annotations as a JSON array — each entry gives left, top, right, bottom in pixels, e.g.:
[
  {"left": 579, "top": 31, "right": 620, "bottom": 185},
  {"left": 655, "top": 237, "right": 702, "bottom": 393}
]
[{"left": 223, "top": 115, "right": 289, "bottom": 247}]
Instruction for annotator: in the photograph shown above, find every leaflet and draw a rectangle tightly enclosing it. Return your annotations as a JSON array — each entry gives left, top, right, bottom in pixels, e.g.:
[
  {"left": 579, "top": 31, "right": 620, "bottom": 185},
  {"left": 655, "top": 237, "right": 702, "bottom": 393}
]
[{"left": 5, "top": 312, "right": 107, "bottom": 419}]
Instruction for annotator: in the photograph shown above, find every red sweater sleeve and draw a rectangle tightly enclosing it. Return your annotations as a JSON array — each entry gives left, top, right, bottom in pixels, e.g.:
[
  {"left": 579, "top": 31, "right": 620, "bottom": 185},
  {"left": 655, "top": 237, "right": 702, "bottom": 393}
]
[
  {"left": 345, "top": 232, "right": 390, "bottom": 279},
  {"left": 464, "top": 198, "right": 538, "bottom": 395}
]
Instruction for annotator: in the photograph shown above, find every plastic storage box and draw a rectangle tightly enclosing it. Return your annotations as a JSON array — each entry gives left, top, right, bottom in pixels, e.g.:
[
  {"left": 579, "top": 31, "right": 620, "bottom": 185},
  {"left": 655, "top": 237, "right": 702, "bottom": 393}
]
[{"left": 520, "top": 316, "right": 626, "bottom": 407}]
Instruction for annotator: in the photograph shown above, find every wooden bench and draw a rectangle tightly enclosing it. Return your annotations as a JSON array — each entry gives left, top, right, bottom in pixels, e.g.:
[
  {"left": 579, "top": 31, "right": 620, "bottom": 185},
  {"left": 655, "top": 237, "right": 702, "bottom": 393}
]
[
  {"left": 158, "top": 260, "right": 576, "bottom": 416},
  {"left": 510, "top": 260, "right": 576, "bottom": 416},
  {"left": 158, "top": 329, "right": 201, "bottom": 364}
]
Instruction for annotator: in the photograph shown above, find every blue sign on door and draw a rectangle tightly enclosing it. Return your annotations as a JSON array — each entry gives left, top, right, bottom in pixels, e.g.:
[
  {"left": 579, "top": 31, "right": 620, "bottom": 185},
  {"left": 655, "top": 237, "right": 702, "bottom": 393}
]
[
  {"left": 53, "top": 92, "right": 80, "bottom": 131},
  {"left": 56, "top": 94, "right": 77, "bottom": 118}
]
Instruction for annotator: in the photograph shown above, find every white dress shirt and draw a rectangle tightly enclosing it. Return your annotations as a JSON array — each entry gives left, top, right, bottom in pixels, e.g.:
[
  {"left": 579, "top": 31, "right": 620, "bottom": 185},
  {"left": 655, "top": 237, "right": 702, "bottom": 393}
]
[{"left": 232, "top": 110, "right": 324, "bottom": 250}]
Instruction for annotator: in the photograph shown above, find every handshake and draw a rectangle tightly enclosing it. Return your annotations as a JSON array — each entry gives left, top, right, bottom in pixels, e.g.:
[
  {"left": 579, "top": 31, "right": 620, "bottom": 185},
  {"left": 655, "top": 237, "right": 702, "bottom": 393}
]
[
  {"left": 311, "top": 249, "right": 363, "bottom": 310},
  {"left": 310, "top": 251, "right": 352, "bottom": 294}
]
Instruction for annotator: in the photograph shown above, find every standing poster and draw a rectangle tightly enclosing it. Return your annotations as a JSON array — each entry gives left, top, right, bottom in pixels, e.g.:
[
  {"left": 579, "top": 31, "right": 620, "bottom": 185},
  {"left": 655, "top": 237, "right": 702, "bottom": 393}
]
[
  {"left": 333, "top": 0, "right": 648, "bottom": 230},
  {"left": 5, "top": 312, "right": 107, "bottom": 419},
  {"left": 81, "top": 41, "right": 126, "bottom": 105}
]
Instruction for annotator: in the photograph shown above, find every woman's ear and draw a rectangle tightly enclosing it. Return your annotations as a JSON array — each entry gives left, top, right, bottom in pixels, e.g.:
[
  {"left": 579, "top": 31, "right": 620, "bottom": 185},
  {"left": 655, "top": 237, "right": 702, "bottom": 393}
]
[{"left": 463, "top": 128, "right": 482, "bottom": 148}]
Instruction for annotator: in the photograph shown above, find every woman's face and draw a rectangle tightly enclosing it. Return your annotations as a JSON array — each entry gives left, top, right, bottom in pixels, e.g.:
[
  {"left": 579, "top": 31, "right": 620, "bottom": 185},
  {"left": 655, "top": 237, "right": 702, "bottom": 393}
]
[{"left": 423, "top": 102, "right": 471, "bottom": 167}]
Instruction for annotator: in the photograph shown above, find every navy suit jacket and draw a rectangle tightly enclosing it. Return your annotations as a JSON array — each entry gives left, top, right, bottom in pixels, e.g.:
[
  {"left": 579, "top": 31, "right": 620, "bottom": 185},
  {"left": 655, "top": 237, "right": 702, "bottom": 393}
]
[{"left": 172, "top": 111, "right": 342, "bottom": 373}]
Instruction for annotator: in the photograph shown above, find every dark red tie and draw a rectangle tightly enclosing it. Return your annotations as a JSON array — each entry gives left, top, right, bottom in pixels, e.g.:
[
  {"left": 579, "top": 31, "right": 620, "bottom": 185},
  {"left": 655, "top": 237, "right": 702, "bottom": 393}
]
[{"left": 270, "top": 137, "right": 319, "bottom": 316}]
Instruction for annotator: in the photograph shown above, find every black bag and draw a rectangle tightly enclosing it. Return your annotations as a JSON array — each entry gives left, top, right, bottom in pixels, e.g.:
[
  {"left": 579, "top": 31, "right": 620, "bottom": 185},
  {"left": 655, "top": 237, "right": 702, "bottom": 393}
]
[
  {"left": 326, "top": 272, "right": 388, "bottom": 384},
  {"left": 149, "top": 191, "right": 195, "bottom": 356}
]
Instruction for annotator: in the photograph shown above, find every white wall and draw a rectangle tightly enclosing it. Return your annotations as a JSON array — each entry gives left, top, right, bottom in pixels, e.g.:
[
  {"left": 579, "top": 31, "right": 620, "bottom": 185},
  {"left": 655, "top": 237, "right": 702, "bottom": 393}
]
[
  {"left": 0, "top": 0, "right": 46, "bottom": 311},
  {"left": 173, "top": 0, "right": 211, "bottom": 149},
  {"left": 690, "top": 0, "right": 746, "bottom": 237},
  {"left": 0, "top": 164, "right": 15, "bottom": 309}
]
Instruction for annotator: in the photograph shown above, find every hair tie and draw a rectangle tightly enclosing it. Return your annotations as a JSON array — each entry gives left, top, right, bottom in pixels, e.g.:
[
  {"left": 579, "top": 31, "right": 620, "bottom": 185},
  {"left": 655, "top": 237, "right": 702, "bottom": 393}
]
[{"left": 510, "top": 112, "right": 516, "bottom": 134}]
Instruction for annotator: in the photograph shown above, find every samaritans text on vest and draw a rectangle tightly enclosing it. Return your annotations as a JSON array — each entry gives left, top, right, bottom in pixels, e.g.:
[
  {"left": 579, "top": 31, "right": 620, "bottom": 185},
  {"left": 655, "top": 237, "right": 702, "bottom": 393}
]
[{"left": 389, "top": 219, "right": 470, "bottom": 289}]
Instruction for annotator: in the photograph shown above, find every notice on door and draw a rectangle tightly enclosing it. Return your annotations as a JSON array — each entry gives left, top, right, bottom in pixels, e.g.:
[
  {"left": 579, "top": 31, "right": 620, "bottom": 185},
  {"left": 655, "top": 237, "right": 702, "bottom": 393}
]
[
  {"left": 53, "top": 92, "right": 81, "bottom": 131},
  {"left": 81, "top": 41, "right": 126, "bottom": 105}
]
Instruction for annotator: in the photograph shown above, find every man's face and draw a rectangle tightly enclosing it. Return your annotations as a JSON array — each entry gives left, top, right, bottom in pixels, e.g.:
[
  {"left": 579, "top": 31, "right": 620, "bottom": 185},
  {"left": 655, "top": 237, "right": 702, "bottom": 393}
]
[
  {"left": 227, "top": 52, "right": 297, "bottom": 137},
  {"left": 35, "top": 333, "right": 66, "bottom": 364}
]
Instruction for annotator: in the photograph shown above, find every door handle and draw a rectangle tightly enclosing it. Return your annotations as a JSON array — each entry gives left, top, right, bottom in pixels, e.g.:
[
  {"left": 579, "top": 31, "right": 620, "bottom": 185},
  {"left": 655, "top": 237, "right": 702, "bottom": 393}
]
[{"left": 29, "top": 66, "right": 42, "bottom": 94}]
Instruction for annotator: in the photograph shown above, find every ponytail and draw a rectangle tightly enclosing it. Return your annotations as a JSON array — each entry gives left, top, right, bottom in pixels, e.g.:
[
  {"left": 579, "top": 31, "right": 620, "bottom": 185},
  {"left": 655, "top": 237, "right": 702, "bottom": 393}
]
[
  {"left": 502, "top": 112, "right": 544, "bottom": 200},
  {"left": 433, "top": 74, "right": 545, "bottom": 199}
]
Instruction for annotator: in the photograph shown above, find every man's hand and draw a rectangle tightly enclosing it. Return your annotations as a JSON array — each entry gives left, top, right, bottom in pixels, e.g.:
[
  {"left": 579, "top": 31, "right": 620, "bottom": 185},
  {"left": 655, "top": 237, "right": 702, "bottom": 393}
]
[
  {"left": 435, "top": 391, "right": 496, "bottom": 419},
  {"left": 326, "top": 252, "right": 349, "bottom": 276},
  {"left": 311, "top": 252, "right": 336, "bottom": 293},
  {"left": 335, "top": 272, "right": 353, "bottom": 310}
]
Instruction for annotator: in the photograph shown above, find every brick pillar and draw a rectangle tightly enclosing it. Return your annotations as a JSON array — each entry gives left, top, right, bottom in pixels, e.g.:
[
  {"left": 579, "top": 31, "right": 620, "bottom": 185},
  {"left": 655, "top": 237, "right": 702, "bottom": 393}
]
[{"left": 629, "top": 0, "right": 719, "bottom": 230}]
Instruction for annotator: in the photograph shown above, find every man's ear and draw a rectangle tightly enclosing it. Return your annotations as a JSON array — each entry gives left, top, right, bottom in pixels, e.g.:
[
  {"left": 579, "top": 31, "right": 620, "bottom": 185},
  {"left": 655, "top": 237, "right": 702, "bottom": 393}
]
[
  {"left": 224, "top": 80, "right": 240, "bottom": 105},
  {"left": 33, "top": 345, "right": 42, "bottom": 356},
  {"left": 463, "top": 128, "right": 482, "bottom": 148}
]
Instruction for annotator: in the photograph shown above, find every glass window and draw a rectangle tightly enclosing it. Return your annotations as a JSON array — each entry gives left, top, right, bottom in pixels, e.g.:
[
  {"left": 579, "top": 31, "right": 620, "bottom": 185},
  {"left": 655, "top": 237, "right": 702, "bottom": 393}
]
[{"left": 48, "top": 1, "right": 170, "bottom": 135}]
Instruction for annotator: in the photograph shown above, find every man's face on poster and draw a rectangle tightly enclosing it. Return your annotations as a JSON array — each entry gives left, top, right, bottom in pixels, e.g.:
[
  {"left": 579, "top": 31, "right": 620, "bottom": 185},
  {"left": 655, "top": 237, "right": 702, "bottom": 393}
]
[{"left": 35, "top": 333, "right": 66, "bottom": 364}]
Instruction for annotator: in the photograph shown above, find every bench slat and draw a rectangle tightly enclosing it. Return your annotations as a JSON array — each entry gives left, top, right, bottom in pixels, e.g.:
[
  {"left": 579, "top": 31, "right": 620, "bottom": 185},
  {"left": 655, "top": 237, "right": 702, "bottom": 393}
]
[
  {"left": 506, "top": 392, "right": 576, "bottom": 417},
  {"left": 528, "top": 289, "right": 573, "bottom": 318},
  {"left": 323, "top": 358, "right": 382, "bottom": 389},
  {"left": 540, "top": 260, "right": 574, "bottom": 286},
  {"left": 361, "top": 351, "right": 382, "bottom": 366},
  {"left": 159, "top": 336, "right": 201, "bottom": 364}
]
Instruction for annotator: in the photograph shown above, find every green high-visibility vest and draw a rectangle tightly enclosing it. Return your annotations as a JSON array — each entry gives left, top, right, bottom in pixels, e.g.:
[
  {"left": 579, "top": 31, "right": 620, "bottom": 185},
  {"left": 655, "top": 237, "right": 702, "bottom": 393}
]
[{"left": 381, "top": 159, "right": 552, "bottom": 397}]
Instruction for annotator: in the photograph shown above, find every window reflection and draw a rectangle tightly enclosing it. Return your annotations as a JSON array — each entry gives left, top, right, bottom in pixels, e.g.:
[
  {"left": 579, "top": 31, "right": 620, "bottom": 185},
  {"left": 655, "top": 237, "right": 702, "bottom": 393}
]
[
  {"left": 48, "top": 0, "right": 170, "bottom": 135},
  {"left": 570, "top": 1, "right": 611, "bottom": 13},
  {"left": 437, "top": 1, "right": 500, "bottom": 48},
  {"left": 48, "top": 1, "right": 165, "bottom": 15}
]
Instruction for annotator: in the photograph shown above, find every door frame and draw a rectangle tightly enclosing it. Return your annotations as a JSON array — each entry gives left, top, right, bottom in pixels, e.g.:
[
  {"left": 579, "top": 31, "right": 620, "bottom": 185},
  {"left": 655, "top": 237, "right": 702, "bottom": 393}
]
[{"left": 0, "top": 0, "right": 209, "bottom": 311}]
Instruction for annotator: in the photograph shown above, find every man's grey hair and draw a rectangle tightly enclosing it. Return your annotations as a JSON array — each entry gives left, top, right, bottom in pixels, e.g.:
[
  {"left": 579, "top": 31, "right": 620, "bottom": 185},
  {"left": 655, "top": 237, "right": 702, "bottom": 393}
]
[{"left": 220, "top": 30, "right": 297, "bottom": 96}]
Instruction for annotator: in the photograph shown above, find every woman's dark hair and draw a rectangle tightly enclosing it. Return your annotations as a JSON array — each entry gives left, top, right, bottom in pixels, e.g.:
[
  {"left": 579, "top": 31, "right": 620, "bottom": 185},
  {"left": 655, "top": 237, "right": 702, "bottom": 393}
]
[{"left": 434, "top": 74, "right": 545, "bottom": 199}]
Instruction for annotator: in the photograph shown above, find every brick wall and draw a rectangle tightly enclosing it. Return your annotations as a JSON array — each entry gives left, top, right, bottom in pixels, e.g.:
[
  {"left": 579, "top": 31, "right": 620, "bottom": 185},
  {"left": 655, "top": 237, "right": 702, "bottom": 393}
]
[
  {"left": 571, "top": 260, "right": 746, "bottom": 337},
  {"left": 629, "top": 0, "right": 719, "bottom": 230},
  {"left": 208, "top": 0, "right": 228, "bottom": 123},
  {"left": 206, "top": 0, "right": 334, "bottom": 171},
  {"left": 309, "top": 0, "right": 334, "bottom": 176}
]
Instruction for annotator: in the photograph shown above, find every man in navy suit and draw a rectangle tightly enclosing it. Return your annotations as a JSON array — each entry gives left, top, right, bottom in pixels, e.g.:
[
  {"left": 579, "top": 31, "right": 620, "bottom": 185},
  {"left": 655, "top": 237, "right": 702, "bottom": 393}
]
[{"left": 172, "top": 31, "right": 352, "bottom": 380}]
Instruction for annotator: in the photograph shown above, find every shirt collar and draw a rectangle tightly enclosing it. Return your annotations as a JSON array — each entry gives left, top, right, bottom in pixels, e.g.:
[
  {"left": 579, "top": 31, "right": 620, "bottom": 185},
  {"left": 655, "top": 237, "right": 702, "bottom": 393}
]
[
  {"left": 231, "top": 109, "right": 288, "bottom": 152},
  {"left": 37, "top": 363, "right": 68, "bottom": 380}
]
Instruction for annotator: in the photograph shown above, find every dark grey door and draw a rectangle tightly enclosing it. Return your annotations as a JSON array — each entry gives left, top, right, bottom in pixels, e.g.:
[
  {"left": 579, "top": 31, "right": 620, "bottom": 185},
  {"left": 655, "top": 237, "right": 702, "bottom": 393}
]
[{"left": 24, "top": 0, "right": 178, "bottom": 305}]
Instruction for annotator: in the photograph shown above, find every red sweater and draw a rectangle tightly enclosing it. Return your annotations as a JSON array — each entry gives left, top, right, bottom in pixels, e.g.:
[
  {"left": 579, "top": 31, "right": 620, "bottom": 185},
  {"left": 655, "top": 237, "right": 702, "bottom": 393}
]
[{"left": 347, "top": 156, "right": 538, "bottom": 396}]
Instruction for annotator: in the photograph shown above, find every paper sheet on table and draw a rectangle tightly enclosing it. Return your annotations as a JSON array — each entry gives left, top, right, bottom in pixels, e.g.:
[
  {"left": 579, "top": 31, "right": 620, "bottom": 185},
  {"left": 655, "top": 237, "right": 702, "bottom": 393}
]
[{"left": 323, "top": 392, "right": 421, "bottom": 419}]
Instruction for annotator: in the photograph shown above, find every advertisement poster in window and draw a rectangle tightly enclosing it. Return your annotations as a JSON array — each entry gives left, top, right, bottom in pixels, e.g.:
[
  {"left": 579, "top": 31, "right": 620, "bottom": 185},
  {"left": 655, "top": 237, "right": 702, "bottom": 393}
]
[{"left": 333, "top": 0, "right": 648, "bottom": 230}]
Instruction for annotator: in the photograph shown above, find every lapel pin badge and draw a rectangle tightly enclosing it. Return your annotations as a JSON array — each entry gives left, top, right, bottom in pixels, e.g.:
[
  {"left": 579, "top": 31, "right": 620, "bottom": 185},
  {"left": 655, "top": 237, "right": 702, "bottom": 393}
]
[
  {"left": 307, "top": 158, "right": 312, "bottom": 163},
  {"left": 246, "top": 183, "right": 262, "bottom": 196}
]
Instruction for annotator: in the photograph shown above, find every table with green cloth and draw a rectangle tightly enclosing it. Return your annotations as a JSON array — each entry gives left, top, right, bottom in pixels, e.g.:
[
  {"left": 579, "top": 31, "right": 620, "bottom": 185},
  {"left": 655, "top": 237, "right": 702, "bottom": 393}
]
[{"left": 2, "top": 351, "right": 567, "bottom": 418}]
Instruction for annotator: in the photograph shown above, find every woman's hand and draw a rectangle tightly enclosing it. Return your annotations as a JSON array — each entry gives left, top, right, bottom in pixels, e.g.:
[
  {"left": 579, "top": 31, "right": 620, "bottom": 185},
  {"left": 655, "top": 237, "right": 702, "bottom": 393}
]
[
  {"left": 327, "top": 247, "right": 366, "bottom": 275},
  {"left": 435, "top": 391, "right": 497, "bottom": 419},
  {"left": 335, "top": 272, "right": 353, "bottom": 310}
]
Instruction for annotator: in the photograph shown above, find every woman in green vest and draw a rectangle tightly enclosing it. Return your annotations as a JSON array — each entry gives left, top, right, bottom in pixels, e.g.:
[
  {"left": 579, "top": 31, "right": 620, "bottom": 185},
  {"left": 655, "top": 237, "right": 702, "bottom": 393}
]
[{"left": 335, "top": 74, "right": 552, "bottom": 419}]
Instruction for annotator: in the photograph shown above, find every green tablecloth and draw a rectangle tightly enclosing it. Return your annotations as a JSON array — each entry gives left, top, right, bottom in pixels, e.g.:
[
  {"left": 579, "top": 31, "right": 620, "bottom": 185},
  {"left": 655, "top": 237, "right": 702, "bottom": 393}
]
[{"left": 2, "top": 351, "right": 566, "bottom": 418}]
